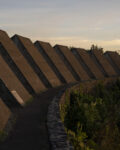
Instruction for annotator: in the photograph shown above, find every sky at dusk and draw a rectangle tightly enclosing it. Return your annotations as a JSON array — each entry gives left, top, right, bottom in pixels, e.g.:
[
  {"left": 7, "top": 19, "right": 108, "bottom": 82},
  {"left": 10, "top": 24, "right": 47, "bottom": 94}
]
[{"left": 0, "top": 0, "right": 120, "bottom": 51}]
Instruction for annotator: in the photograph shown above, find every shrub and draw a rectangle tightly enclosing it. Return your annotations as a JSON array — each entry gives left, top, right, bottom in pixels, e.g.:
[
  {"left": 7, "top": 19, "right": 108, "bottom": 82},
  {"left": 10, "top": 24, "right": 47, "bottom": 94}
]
[{"left": 61, "top": 80, "right": 120, "bottom": 150}]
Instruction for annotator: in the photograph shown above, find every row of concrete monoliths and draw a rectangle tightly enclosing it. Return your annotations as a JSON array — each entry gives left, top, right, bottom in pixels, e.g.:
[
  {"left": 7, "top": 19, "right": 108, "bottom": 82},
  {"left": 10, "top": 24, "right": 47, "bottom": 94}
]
[{"left": 0, "top": 29, "right": 120, "bottom": 130}]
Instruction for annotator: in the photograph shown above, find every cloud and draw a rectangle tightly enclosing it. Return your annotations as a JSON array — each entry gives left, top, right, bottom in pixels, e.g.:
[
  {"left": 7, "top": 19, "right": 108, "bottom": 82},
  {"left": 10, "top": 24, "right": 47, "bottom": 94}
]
[
  {"left": 0, "top": 0, "right": 120, "bottom": 51},
  {"left": 30, "top": 36, "right": 120, "bottom": 51}
]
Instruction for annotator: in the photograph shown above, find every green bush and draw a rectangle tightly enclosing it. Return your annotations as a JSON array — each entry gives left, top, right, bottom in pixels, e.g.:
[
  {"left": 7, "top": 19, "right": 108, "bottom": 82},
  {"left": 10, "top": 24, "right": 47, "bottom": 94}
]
[
  {"left": 0, "top": 130, "right": 8, "bottom": 142},
  {"left": 61, "top": 80, "right": 120, "bottom": 150}
]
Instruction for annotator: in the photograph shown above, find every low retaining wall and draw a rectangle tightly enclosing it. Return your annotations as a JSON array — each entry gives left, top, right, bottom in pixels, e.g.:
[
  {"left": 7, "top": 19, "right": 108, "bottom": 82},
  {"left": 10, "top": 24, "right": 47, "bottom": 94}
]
[
  {"left": 47, "top": 77, "right": 119, "bottom": 150},
  {"left": 47, "top": 86, "right": 74, "bottom": 150}
]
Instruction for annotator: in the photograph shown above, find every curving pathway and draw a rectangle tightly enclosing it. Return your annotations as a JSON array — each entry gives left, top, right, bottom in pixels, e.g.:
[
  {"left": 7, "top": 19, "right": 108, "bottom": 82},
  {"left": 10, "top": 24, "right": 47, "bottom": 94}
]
[{"left": 0, "top": 86, "right": 66, "bottom": 150}]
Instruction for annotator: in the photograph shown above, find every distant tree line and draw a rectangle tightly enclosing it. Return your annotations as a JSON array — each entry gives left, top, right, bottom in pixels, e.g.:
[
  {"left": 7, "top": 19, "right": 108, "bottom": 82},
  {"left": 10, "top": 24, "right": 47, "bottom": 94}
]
[
  {"left": 69, "top": 44, "right": 104, "bottom": 52},
  {"left": 90, "top": 44, "right": 103, "bottom": 52}
]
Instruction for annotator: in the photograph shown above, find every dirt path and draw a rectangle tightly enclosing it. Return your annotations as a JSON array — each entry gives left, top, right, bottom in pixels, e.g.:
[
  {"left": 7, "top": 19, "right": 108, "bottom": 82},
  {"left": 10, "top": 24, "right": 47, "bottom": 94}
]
[{"left": 0, "top": 86, "right": 66, "bottom": 150}]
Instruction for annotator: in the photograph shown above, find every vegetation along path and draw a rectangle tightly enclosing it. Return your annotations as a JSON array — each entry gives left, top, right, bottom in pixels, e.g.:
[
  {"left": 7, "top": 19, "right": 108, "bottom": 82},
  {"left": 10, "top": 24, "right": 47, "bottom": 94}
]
[{"left": 0, "top": 86, "right": 67, "bottom": 150}]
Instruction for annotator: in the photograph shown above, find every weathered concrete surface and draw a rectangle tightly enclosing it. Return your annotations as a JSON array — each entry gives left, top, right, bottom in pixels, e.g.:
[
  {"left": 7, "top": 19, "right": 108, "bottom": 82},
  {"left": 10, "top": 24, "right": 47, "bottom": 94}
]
[
  {"left": 104, "top": 51, "right": 120, "bottom": 75},
  {"left": 0, "top": 30, "right": 46, "bottom": 94},
  {"left": 0, "top": 55, "right": 31, "bottom": 102},
  {"left": 0, "top": 99, "right": 11, "bottom": 131},
  {"left": 34, "top": 41, "right": 76, "bottom": 84},
  {"left": 11, "top": 91, "right": 24, "bottom": 106},
  {"left": 12, "top": 35, "right": 61, "bottom": 88},
  {"left": 54, "top": 45, "right": 90, "bottom": 81},
  {"left": 71, "top": 48, "right": 104, "bottom": 79},
  {"left": 0, "top": 79, "right": 22, "bottom": 110},
  {"left": 89, "top": 49, "right": 117, "bottom": 77}
]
